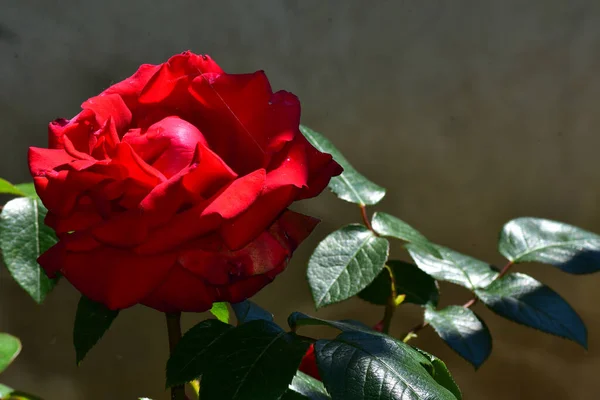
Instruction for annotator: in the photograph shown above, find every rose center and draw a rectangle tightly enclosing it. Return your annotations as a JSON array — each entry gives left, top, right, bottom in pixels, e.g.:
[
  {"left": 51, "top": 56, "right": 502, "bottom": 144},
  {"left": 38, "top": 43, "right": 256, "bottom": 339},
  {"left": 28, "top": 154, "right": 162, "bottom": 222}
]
[{"left": 123, "top": 116, "right": 208, "bottom": 178}]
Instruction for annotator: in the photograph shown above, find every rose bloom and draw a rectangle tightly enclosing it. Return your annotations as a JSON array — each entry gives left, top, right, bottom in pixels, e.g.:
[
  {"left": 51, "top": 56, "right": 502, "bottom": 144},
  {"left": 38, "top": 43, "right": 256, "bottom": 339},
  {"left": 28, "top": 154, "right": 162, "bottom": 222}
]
[{"left": 29, "top": 51, "right": 341, "bottom": 312}]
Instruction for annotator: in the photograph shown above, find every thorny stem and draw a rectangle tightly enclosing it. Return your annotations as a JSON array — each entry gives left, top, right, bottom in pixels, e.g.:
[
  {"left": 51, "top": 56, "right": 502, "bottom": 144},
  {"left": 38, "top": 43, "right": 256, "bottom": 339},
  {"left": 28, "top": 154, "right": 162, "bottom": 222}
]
[
  {"left": 360, "top": 205, "right": 397, "bottom": 333},
  {"left": 166, "top": 312, "right": 186, "bottom": 400},
  {"left": 381, "top": 265, "right": 398, "bottom": 334},
  {"left": 402, "top": 260, "right": 514, "bottom": 343}
]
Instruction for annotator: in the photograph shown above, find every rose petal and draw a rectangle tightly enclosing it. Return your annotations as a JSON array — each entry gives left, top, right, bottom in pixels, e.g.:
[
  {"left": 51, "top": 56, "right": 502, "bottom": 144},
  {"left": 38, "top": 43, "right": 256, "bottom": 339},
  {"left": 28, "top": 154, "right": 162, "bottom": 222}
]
[
  {"left": 141, "top": 264, "right": 216, "bottom": 313},
  {"left": 60, "top": 246, "right": 176, "bottom": 310},
  {"left": 82, "top": 93, "right": 132, "bottom": 134}
]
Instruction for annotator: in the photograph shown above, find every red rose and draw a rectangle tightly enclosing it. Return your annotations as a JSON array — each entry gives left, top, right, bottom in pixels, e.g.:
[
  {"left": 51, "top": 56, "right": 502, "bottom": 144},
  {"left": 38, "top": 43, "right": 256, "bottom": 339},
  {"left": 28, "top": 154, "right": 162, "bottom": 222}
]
[
  {"left": 299, "top": 344, "right": 321, "bottom": 380},
  {"left": 28, "top": 51, "right": 341, "bottom": 312}
]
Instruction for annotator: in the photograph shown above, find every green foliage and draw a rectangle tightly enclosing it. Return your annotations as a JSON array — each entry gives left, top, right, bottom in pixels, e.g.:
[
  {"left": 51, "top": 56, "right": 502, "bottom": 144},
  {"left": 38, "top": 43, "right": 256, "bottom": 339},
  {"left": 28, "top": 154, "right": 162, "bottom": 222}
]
[
  {"left": 307, "top": 224, "right": 389, "bottom": 308},
  {"left": 73, "top": 296, "right": 119, "bottom": 365},
  {"left": 315, "top": 331, "right": 459, "bottom": 400},
  {"left": 475, "top": 273, "right": 587, "bottom": 348},
  {"left": 231, "top": 300, "right": 273, "bottom": 324},
  {"left": 209, "top": 302, "right": 229, "bottom": 324},
  {"left": 412, "top": 348, "right": 462, "bottom": 400},
  {"left": 166, "top": 319, "right": 233, "bottom": 388},
  {"left": 288, "top": 312, "right": 372, "bottom": 334},
  {"left": 200, "top": 320, "right": 311, "bottom": 400},
  {"left": 424, "top": 306, "right": 491, "bottom": 369},
  {"left": 0, "top": 197, "right": 57, "bottom": 303},
  {"left": 285, "top": 371, "right": 331, "bottom": 399},
  {"left": 0, "top": 333, "right": 21, "bottom": 373},
  {"left": 372, "top": 212, "right": 440, "bottom": 257},
  {"left": 358, "top": 260, "right": 439, "bottom": 306},
  {"left": 300, "top": 125, "right": 386, "bottom": 205},
  {"left": 499, "top": 217, "right": 600, "bottom": 274},
  {"left": 0, "top": 179, "right": 27, "bottom": 197},
  {"left": 407, "top": 244, "right": 497, "bottom": 290}
]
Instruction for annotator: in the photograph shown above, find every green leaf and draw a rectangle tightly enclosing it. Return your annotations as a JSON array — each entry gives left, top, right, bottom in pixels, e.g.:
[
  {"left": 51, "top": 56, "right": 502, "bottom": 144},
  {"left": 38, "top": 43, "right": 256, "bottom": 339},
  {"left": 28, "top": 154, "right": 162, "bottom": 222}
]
[
  {"left": 372, "top": 212, "right": 440, "bottom": 257},
  {"left": 315, "top": 331, "right": 459, "bottom": 400},
  {"left": 0, "top": 197, "right": 57, "bottom": 303},
  {"left": 209, "top": 302, "right": 230, "bottom": 324},
  {"left": 231, "top": 300, "right": 273, "bottom": 324},
  {"left": 288, "top": 312, "right": 372, "bottom": 334},
  {"left": 475, "top": 273, "right": 587, "bottom": 348},
  {"left": 200, "top": 320, "right": 311, "bottom": 400},
  {"left": 407, "top": 244, "right": 497, "bottom": 290},
  {"left": 0, "top": 333, "right": 21, "bottom": 373},
  {"left": 2, "top": 391, "right": 44, "bottom": 400},
  {"left": 307, "top": 224, "right": 389, "bottom": 308},
  {"left": 73, "top": 296, "right": 119, "bottom": 365},
  {"left": 300, "top": 125, "right": 385, "bottom": 205},
  {"left": 284, "top": 371, "right": 331, "bottom": 400},
  {"left": 358, "top": 260, "right": 439, "bottom": 306},
  {"left": 424, "top": 306, "right": 492, "bottom": 369},
  {"left": 166, "top": 319, "right": 233, "bottom": 388},
  {"left": 13, "top": 184, "right": 37, "bottom": 199},
  {"left": 499, "top": 217, "right": 600, "bottom": 274},
  {"left": 0, "top": 384, "right": 13, "bottom": 397},
  {"left": 412, "top": 348, "right": 462, "bottom": 400},
  {"left": 0, "top": 179, "right": 26, "bottom": 197}
]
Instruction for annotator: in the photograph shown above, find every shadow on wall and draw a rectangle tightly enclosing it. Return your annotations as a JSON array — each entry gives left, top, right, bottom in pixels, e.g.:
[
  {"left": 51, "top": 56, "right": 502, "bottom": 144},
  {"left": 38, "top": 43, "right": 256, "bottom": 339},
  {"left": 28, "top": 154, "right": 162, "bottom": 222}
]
[{"left": 2, "top": 0, "right": 600, "bottom": 399}]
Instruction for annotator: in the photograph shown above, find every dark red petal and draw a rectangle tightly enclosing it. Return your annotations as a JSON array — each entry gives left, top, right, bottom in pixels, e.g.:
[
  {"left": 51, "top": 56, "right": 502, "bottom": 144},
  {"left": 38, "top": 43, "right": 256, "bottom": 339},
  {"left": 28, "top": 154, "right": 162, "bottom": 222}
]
[
  {"left": 299, "top": 344, "right": 321, "bottom": 380},
  {"left": 102, "top": 64, "right": 161, "bottom": 110},
  {"left": 141, "top": 264, "right": 216, "bottom": 313},
  {"left": 188, "top": 72, "right": 273, "bottom": 174},
  {"left": 91, "top": 209, "right": 149, "bottom": 247},
  {"left": 138, "top": 52, "right": 222, "bottom": 106},
  {"left": 219, "top": 185, "right": 298, "bottom": 250},
  {"left": 28, "top": 147, "right": 77, "bottom": 177},
  {"left": 60, "top": 246, "right": 176, "bottom": 310},
  {"left": 81, "top": 94, "right": 132, "bottom": 134},
  {"left": 214, "top": 261, "right": 287, "bottom": 304},
  {"left": 44, "top": 210, "right": 102, "bottom": 234},
  {"left": 135, "top": 169, "right": 265, "bottom": 255}
]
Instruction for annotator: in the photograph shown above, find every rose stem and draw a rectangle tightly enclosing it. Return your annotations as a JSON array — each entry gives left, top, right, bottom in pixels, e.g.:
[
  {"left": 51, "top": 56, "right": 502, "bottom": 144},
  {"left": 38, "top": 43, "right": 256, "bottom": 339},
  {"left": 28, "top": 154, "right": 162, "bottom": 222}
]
[
  {"left": 166, "top": 312, "right": 186, "bottom": 400},
  {"left": 359, "top": 205, "right": 397, "bottom": 334}
]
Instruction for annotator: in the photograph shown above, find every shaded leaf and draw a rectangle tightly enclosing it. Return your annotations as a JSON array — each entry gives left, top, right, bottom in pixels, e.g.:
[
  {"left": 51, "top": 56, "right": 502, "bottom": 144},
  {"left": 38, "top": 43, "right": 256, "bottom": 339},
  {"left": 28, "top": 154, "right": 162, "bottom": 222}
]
[
  {"left": 358, "top": 260, "right": 439, "bottom": 306},
  {"left": 300, "top": 125, "right": 385, "bottom": 205},
  {"left": 407, "top": 244, "right": 497, "bottom": 290},
  {"left": 499, "top": 217, "right": 600, "bottom": 274},
  {"left": 412, "top": 348, "right": 462, "bottom": 400},
  {"left": 315, "top": 331, "right": 458, "bottom": 400},
  {"left": 425, "top": 306, "right": 492, "bottom": 369},
  {"left": 288, "top": 312, "right": 372, "bottom": 334},
  {"left": 209, "top": 302, "right": 229, "bottom": 324},
  {"left": 73, "top": 296, "right": 119, "bottom": 365},
  {"left": 308, "top": 225, "right": 389, "bottom": 308},
  {"left": 282, "top": 371, "right": 331, "bottom": 400},
  {"left": 475, "top": 273, "right": 587, "bottom": 348},
  {"left": 231, "top": 300, "right": 273, "bottom": 324},
  {"left": 0, "top": 333, "right": 21, "bottom": 373},
  {"left": 372, "top": 212, "right": 440, "bottom": 257},
  {"left": 166, "top": 319, "right": 233, "bottom": 387},
  {"left": 200, "top": 320, "right": 311, "bottom": 400},
  {"left": 0, "top": 197, "right": 57, "bottom": 303}
]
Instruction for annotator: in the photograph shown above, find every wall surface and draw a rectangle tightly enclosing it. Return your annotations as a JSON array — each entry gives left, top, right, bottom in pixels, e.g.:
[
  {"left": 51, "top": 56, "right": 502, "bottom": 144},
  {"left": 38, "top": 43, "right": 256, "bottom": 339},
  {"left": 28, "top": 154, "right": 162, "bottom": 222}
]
[{"left": 2, "top": 0, "right": 600, "bottom": 399}]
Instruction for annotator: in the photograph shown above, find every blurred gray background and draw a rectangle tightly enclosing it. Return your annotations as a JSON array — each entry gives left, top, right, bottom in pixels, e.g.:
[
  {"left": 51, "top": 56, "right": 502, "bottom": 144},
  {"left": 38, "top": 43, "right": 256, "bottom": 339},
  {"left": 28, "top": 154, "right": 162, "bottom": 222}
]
[{"left": 2, "top": 0, "right": 600, "bottom": 399}]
